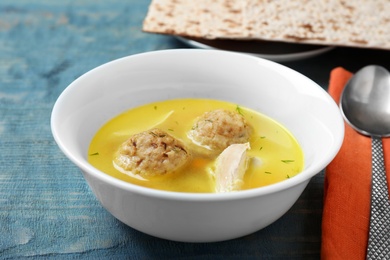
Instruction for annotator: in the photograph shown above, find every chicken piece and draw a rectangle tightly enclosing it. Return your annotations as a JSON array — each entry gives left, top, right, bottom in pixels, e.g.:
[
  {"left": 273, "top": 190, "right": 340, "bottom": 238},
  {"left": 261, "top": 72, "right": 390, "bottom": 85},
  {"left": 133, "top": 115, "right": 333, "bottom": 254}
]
[
  {"left": 188, "top": 109, "right": 251, "bottom": 154},
  {"left": 113, "top": 128, "right": 191, "bottom": 177},
  {"left": 214, "top": 142, "right": 250, "bottom": 193}
]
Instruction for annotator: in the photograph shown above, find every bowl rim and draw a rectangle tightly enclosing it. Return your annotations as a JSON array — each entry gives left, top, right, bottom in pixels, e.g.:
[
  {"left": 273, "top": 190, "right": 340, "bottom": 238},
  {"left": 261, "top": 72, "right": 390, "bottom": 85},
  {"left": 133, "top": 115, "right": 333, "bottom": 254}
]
[{"left": 51, "top": 49, "right": 344, "bottom": 201}]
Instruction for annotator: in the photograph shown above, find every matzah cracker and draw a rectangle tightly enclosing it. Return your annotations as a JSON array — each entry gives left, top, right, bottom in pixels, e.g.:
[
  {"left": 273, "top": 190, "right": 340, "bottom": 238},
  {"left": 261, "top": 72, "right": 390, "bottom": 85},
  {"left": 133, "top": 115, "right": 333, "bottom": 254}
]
[{"left": 143, "top": 0, "right": 390, "bottom": 50}]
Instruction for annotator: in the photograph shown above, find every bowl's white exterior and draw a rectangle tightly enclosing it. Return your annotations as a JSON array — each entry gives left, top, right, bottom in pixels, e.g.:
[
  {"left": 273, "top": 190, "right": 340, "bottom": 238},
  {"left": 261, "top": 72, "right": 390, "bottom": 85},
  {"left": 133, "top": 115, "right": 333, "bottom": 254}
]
[{"left": 51, "top": 49, "right": 344, "bottom": 242}]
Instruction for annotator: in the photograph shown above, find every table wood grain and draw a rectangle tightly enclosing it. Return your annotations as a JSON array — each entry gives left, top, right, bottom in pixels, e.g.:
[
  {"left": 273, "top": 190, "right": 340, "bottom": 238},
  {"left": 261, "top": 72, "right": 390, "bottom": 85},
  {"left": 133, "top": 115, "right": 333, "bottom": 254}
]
[{"left": 0, "top": 1, "right": 389, "bottom": 259}]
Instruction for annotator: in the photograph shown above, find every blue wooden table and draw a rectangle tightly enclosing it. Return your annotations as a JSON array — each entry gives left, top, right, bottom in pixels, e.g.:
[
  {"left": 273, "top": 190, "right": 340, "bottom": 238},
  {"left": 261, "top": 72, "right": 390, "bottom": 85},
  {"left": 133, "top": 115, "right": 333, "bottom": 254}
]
[{"left": 1, "top": 1, "right": 389, "bottom": 259}]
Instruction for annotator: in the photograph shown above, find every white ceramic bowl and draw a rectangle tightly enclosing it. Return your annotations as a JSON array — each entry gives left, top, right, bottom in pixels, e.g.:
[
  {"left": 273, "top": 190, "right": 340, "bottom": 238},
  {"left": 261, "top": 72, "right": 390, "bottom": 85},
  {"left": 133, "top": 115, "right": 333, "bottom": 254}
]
[{"left": 51, "top": 49, "right": 344, "bottom": 242}]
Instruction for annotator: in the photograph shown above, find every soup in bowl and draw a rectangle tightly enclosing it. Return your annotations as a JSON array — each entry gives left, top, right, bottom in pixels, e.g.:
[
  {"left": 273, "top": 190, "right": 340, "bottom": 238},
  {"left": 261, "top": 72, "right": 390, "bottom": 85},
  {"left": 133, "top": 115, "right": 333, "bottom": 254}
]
[
  {"left": 51, "top": 49, "right": 344, "bottom": 242},
  {"left": 88, "top": 98, "right": 305, "bottom": 193}
]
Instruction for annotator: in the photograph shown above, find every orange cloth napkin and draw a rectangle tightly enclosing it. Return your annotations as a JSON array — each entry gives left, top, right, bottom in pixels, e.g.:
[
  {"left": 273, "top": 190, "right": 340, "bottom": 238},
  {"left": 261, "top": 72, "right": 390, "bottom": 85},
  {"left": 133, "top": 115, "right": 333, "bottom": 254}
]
[{"left": 321, "top": 67, "right": 390, "bottom": 259}]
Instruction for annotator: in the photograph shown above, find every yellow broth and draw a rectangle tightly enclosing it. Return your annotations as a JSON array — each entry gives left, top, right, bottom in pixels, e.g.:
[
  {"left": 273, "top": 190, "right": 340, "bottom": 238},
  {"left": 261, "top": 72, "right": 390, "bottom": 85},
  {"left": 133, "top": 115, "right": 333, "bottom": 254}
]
[{"left": 88, "top": 98, "right": 304, "bottom": 193}]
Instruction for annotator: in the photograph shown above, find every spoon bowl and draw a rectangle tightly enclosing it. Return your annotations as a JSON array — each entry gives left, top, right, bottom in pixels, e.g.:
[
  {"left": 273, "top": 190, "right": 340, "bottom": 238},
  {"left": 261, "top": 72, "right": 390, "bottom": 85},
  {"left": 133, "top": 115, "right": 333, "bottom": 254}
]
[{"left": 340, "top": 65, "right": 390, "bottom": 137}]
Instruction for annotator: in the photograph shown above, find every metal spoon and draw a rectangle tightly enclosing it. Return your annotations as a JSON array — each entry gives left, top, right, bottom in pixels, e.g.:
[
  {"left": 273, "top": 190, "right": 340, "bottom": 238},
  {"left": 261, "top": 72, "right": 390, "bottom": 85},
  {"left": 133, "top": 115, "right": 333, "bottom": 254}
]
[{"left": 340, "top": 65, "right": 390, "bottom": 259}]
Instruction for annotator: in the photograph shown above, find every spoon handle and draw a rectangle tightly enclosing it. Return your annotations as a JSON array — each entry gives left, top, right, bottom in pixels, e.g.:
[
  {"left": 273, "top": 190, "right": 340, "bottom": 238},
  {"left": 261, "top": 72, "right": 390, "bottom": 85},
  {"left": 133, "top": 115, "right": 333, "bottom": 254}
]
[{"left": 367, "top": 137, "right": 390, "bottom": 259}]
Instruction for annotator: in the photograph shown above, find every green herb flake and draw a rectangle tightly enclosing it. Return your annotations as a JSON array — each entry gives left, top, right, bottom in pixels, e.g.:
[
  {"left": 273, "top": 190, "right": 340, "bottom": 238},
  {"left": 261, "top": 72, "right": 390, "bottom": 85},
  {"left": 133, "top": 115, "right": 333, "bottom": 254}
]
[
  {"left": 281, "top": 160, "right": 295, "bottom": 163},
  {"left": 265, "top": 171, "right": 272, "bottom": 174},
  {"left": 259, "top": 147, "right": 263, "bottom": 151},
  {"left": 260, "top": 136, "right": 266, "bottom": 139},
  {"left": 168, "top": 129, "right": 174, "bottom": 132},
  {"left": 287, "top": 174, "right": 290, "bottom": 179},
  {"left": 236, "top": 105, "right": 244, "bottom": 115},
  {"left": 89, "top": 152, "right": 99, "bottom": 156},
  {"left": 150, "top": 131, "right": 165, "bottom": 138},
  {"left": 154, "top": 106, "right": 157, "bottom": 110}
]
